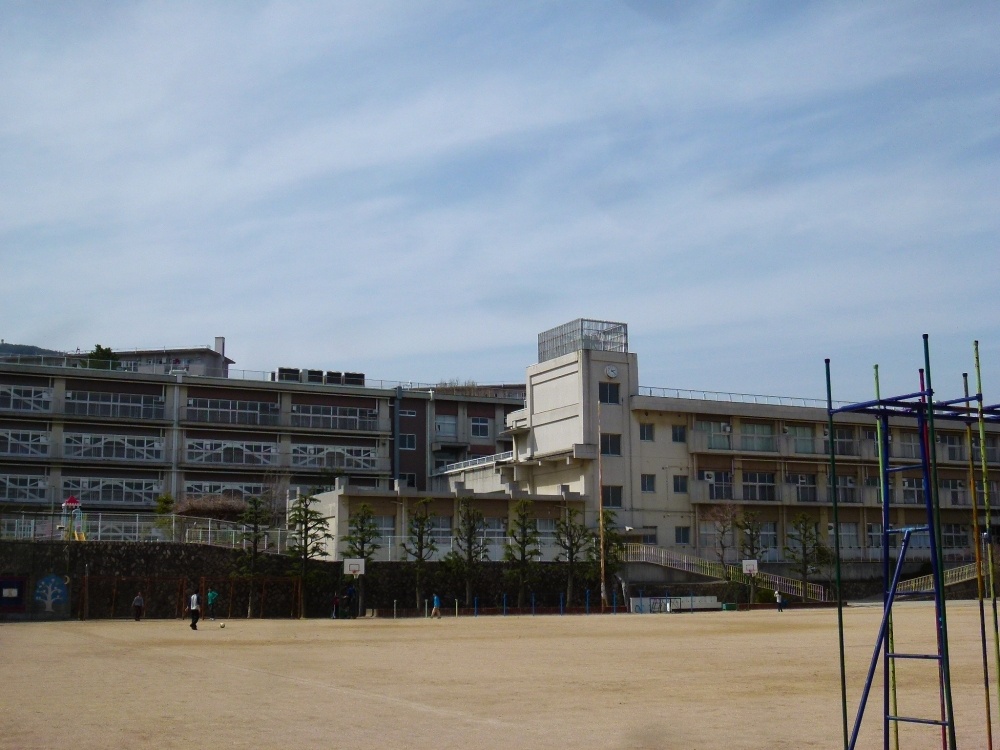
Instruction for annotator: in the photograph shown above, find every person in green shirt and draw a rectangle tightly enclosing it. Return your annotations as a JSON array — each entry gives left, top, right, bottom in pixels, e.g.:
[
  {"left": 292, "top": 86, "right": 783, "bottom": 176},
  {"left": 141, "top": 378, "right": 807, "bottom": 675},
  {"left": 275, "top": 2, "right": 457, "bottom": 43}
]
[{"left": 207, "top": 588, "right": 219, "bottom": 620}]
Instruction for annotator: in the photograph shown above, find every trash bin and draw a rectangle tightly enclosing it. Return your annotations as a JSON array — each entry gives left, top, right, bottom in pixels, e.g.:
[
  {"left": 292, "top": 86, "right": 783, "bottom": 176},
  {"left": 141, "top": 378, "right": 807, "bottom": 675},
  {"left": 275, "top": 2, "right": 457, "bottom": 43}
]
[{"left": 722, "top": 603, "right": 738, "bottom": 611}]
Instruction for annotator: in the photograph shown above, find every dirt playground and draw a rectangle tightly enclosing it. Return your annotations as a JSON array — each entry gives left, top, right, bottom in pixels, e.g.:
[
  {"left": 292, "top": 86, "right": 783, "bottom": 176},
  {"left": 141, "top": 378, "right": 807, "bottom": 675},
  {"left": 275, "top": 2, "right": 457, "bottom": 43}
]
[{"left": 2, "top": 600, "right": 996, "bottom": 749}]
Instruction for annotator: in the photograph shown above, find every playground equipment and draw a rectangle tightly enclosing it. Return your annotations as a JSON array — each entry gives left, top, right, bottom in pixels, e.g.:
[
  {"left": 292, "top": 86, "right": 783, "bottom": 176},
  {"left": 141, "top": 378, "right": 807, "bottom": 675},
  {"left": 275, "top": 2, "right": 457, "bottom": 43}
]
[
  {"left": 60, "top": 496, "right": 86, "bottom": 541},
  {"left": 826, "top": 336, "right": 1000, "bottom": 750}
]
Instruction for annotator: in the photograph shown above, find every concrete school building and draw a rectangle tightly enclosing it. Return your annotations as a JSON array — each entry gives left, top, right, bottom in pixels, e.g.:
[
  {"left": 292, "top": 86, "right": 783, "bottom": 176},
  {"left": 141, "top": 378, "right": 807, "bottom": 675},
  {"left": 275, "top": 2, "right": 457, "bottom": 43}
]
[
  {"left": 321, "top": 319, "right": 1000, "bottom": 572},
  {"left": 0, "top": 338, "right": 523, "bottom": 515}
]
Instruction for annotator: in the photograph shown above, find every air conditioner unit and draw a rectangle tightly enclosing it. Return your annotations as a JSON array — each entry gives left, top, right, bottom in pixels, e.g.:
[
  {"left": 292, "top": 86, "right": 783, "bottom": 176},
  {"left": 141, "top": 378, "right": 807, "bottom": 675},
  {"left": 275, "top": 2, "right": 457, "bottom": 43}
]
[
  {"left": 701, "top": 471, "right": 715, "bottom": 483},
  {"left": 845, "top": 478, "right": 856, "bottom": 487},
  {"left": 721, "top": 424, "right": 731, "bottom": 433},
  {"left": 957, "top": 481, "right": 965, "bottom": 489},
  {"left": 782, "top": 426, "right": 789, "bottom": 434}
]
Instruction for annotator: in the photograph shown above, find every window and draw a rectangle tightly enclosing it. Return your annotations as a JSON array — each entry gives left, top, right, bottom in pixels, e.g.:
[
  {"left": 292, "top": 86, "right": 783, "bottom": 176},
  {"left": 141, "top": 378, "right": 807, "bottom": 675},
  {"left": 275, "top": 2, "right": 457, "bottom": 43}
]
[
  {"left": 398, "top": 409, "right": 417, "bottom": 418},
  {"left": 0, "top": 473, "right": 47, "bottom": 502},
  {"left": 671, "top": 425, "right": 687, "bottom": 443},
  {"left": 760, "top": 522, "right": 778, "bottom": 559},
  {"left": 598, "top": 382, "right": 620, "bottom": 404},
  {"left": 400, "top": 473, "right": 417, "bottom": 488},
  {"left": 374, "top": 516, "right": 395, "bottom": 542},
  {"left": 743, "top": 472, "right": 776, "bottom": 502},
  {"left": 483, "top": 517, "right": 507, "bottom": 538},
  {"left": 695, "top": 420, "right": 731, "bottom": 450},
  {"left": 831, "top": 427, "right": 857, "bottom": 456},
  {"left": 435, "top": 415, "right": 457, "bottom": 438},
  {"left": 896, "top": 431, "right": 921, "bottom": 459},
  {"left": 600, "top": 433, "right": 622, "bottom": 456},
  {"left": 786, "top": 424, "right": 816, "bottom": 454},
  {"left": 830, "top": 475, "right": 857, "bottom": 503},
  {"left": 639, "top": 423, "right": 654, "bottom": 442},
  {"left": 639, "top": 527, "right": 657, "bottom": 544},
  {"left": 601, "top": 485, "right": 623, "bottom": 508},
  {"left": 942, "top": 524, "right": 968, "bottom": 549},
  {"left": 400, "top": 434, "right": 416, "bottom": 450},
  {"left": 700, "top": 470, "right": 733, "bottom": 500},
  {"left": 835, "top": 522, "right": 859, "bottom": 548},
  {"left": 901, "top": 476, "right": 924, "bottom": 505},
  {"left": 291, "top": 404, "right": 377, "bottom": 430},
  {"left": 698, "top": 521, "right": 716, "bottom": 550},
  {"left": 471, "top": 417, "right": 491, "bottom": 439},
  {"left": 185, "top": 397, "right": 275, "bottom": 425},
  {"left": 787, "top": 473, "right": 817, "bottom": 503},
  {"left": 740, "top": 423, "right": 776, "bottom": 452},
  {"left": 536, "top": 518, "right": 557, "bottom": 538},
  {"left": 940, "top": 478, "right": 967, "bottom": 506},
  {"left": 429, "top": 516, "right": 453, "bottom": 539},
  {"left": 939, "top": 433, "right": 965, "bottom": 461},
  {"left": 673, "top": 475, "right": 688, "bottom": 493},
  {"left": 675, "top": 526, "right": 691, "bottom": 545},
  {"left": 641, "top": 474, "right": 656, "bottom": 492}
]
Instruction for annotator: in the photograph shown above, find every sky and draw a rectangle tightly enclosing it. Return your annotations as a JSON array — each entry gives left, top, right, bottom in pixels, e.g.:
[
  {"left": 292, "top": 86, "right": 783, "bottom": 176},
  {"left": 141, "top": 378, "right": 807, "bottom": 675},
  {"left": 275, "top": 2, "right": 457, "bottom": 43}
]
[{"left": 2, "top": 2, "right": 998, "bottom": 402}]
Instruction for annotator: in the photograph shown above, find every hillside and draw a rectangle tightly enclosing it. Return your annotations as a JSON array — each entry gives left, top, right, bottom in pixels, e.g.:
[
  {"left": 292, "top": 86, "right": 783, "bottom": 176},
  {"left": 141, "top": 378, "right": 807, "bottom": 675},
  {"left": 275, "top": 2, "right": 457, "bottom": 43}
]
[{"left": 0, "top": 342, "right": 63, "bottom": 356}]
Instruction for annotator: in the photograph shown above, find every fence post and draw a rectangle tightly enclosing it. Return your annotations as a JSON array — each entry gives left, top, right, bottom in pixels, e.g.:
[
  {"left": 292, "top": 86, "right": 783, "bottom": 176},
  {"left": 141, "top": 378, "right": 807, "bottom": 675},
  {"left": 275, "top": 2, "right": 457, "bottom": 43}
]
[
  {"left": 560, "top": 592, "right": 564, "bottom": 615},
  {"left": 474, "top": 596, "right": 478, "bottom": 617},
  {"left": 424, "top": 599, "right": 428, "bottom": 618},
  {"left": 503, "top": 593, "right": 507, "bottom": 616},
  {"left": 393, "top": 600, "right": 397, "bottom": 619},
  {"left": 455, "top": 598, "right": 459, "bottom": 617},
  {"left": 613, "top": 590, "right": 617, "bottom": 614},
  {"left": 586, "top": 589, "right": 590, "bottom": 615},
  {"left": 531, "top": 592, "right": 535, "bottom": 616}
]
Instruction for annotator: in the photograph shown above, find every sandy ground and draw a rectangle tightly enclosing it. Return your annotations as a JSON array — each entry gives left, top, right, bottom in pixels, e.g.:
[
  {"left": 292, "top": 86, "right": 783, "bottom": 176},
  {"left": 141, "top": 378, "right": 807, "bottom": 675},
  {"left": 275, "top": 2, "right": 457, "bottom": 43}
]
[{"left": 2, "top": 601, "right": 997, "bottom": 749}]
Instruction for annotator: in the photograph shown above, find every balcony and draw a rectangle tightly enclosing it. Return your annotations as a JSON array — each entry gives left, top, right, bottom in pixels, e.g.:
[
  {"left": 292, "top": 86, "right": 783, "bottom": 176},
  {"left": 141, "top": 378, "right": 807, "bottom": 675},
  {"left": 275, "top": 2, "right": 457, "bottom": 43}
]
[{"left": 66, "top": 397, "right": 165, "bottom": 421}]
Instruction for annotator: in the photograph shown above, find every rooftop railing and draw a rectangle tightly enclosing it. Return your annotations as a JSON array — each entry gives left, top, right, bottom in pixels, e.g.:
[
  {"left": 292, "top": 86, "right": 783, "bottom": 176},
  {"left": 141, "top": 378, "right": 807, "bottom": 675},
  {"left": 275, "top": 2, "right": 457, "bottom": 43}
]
[{"left": 638, "top": 386, "right": 845, "bottom": 409}]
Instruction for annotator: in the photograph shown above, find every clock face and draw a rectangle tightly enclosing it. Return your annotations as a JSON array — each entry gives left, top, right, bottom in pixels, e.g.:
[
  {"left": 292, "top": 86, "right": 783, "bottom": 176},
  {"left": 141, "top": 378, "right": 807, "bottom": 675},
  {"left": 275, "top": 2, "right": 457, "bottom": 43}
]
[{"left": 605, "top": 365, "right": 618, "bottom": 379}]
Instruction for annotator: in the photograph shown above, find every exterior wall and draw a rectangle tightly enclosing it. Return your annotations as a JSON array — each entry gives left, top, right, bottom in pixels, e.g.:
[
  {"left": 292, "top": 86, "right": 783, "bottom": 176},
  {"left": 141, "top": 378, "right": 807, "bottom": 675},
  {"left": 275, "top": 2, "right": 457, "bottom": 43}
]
[
  {"left": 314, "top": 485, "right": 584, "bottom": 562},
  {"left": 0, "top": 360, "right": 523, "bottom": 513}
]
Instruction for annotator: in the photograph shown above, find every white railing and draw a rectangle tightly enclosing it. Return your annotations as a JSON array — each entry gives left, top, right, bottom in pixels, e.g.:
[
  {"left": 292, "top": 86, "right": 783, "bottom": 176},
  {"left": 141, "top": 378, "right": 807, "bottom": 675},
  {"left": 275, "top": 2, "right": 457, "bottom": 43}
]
[
  {"left": 638, "top": 387, "right": 843, "bottom": 409},
  {"left": 623, "top": 543, "right": 828, "bottom": 601},
  {"left": 0, "top": 511, "right": 291, "bottom": 552},
  {"left": 435, "top": 451, "right": 515, "bottom": 475}
]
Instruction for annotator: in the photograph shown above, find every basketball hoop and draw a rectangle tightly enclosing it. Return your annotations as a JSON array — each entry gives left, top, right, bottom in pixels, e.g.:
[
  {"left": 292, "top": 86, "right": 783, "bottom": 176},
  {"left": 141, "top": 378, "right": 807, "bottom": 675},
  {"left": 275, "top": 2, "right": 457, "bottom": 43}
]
[{"left": 344, "top": 558, "right": 365, "bottom": 578}]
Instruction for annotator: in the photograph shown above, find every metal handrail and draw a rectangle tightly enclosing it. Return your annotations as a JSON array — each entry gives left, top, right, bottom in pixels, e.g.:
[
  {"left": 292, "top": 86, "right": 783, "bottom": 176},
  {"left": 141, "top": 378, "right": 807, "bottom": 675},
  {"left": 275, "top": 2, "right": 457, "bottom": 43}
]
[
  {"left": 623, "top": 543, "right": 828, "bottom": 601},
  {"left": 895, "top": 561, "right": 980, "bottom": 594}
]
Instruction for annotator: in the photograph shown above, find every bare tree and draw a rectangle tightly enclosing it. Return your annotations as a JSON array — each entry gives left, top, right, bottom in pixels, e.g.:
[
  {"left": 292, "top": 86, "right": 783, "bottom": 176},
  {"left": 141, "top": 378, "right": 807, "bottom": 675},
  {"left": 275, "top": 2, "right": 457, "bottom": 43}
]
[{"left": 784, "top": 513, "right": 832, "bottom": 600}]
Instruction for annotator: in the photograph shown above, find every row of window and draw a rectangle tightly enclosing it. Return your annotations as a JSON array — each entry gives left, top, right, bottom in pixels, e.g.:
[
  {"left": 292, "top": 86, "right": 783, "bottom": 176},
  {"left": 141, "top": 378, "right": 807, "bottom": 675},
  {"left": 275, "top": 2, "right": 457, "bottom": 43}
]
[
  {"left": 362, "top": 515, "right": 558, "bottom": 539},
  {"left": 434, "top": 416, "right": 492, "bottom": 440},
  {"left": 696, "top": 522, "right": 971, "bottom": 551}
]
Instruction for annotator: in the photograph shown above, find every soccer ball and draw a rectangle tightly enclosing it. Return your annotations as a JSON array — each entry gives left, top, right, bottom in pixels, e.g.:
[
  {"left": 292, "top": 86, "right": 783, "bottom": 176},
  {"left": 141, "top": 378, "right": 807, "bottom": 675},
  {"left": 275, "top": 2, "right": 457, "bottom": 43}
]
[{"left": 220, "top": 623, "right": 225, "bottom": 628}]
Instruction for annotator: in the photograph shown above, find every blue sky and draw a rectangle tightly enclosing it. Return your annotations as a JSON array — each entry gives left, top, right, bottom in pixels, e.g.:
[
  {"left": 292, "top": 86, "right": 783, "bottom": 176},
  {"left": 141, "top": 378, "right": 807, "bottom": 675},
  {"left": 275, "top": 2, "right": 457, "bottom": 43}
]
[{"left": 2, "top": 2, "right": 998, "bottom": 402}]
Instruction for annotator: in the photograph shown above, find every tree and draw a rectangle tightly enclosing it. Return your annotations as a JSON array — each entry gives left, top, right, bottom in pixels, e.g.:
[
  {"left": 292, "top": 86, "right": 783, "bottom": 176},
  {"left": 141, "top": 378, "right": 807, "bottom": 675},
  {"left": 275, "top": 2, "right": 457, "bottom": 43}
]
[
  {"left": 590, "top": 509, "right": 624, "bottom": 608},
  {"left": 402, "top": 498, "right": 438, "bottom": 610},
  {"left": 85, "top": 344, "right": 119, "bottom": 370},
  {"left": 737, "top": 510, "right": 765, "bottom": 606},
  {"left": 504, "top": 499, "right": 540, "bottom": 608},
  {"left": 784, "top": 513, "right": 832, "bottom": 600},
  {"left": 153, "top": 492, "right": 176, "bottom": 541},
  {"left": 554, "top": 506, "right": 591, "bottom": 605},
  {"left": 705, "top": 502, "right": 740, "bottom": 567},
  {"left": 286, "top": 491, "right": 333, "bottom": 616},
  {"left": 444, "top": 497, "right": 488, "bottom": 606},
  {"left": 240, "top": 495, "right": 273, "bottom": 616},
  {"left": 342, "top": 503, "right": 382, "bottom": 616}
]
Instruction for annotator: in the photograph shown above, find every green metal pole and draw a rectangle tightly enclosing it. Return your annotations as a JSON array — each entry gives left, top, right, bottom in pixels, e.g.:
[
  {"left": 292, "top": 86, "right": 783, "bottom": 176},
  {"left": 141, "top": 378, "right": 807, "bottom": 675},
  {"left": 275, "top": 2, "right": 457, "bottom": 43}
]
[
  {"left": 922, "top": 334, "right": 957, "bottom": 750},
  {"left": 964, "top": 371, "right": 993, "bottom": 748},
  {"left": 826, "top": 359, "right": 849, "bottom": 750},
  {"left": 974, "top": 341, "right": 1000, "bottom": 722}
]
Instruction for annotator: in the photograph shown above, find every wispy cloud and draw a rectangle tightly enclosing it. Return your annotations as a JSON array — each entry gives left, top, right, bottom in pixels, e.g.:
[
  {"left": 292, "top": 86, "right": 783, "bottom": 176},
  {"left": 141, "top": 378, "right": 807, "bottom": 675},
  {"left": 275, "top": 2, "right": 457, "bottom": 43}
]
[{"left": 1, "top": 2, "right": 997, "bottom": 400}]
